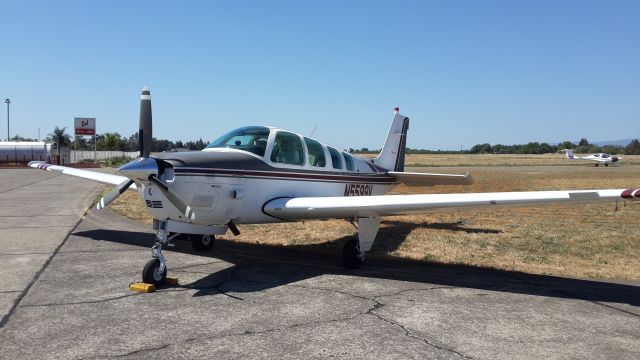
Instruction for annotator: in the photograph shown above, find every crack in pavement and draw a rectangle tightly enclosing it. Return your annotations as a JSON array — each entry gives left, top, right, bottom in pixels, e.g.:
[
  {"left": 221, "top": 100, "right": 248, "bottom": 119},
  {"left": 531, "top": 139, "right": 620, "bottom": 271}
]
[
  {"left": 0, "top": 196, "right": 96, "bottom": 329},
  {"left": 98, "top": 285, "right": 473, "bottom": 359},
  {"left": 170, "top": 260, "right": 227, "bottom": 270},
  {"left": 103, "top": 299, "right": 378, "bottom": 358},
  {"left": 19, "top": 293, "right": 142, "bottom": 308},
  {"left": 110, "top": 343, "right": 170, "bottom": 358},
  {"left": 0, "top": 252, "right": 52, "bottom": 256},
  {"left": 287, "top": 283, "right": 475, "bottom": 359},
  {"left": 0, "top": 174, "right": 59, "bottom": 194},
  {"left": 0, "top": 226, "right": 74, "bottom": 230},
  {"left": 59, "top": 248, "right": 149, "bottom": 254}
]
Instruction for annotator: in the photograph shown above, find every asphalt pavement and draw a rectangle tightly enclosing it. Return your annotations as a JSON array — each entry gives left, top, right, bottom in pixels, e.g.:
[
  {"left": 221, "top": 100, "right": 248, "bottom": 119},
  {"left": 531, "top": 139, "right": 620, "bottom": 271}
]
[{"left": 0, "top": 168, "right": 638, "bottom": 359}]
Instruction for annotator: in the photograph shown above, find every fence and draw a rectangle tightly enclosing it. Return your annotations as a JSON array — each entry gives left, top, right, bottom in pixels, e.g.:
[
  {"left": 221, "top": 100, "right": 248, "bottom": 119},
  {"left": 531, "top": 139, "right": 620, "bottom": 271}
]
[{"left": 71, "top": 150, "right": 139, "bottom": 163}]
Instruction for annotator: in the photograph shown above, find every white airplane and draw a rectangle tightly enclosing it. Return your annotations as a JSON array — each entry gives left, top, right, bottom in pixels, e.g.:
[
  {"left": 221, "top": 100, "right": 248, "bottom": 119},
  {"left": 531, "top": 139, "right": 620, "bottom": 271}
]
[
  {"left": 29, "top": 88, "right": 639, "bottom": 286},
  {"left": 562, "top": 149, "right": 622, "bottom": 166}
]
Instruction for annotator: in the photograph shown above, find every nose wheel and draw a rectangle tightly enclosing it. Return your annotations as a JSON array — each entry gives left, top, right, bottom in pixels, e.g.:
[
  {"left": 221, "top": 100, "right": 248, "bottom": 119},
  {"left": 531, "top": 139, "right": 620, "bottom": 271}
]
[{"left": 142, "top": 258, "right": 167, "bottom": 286}]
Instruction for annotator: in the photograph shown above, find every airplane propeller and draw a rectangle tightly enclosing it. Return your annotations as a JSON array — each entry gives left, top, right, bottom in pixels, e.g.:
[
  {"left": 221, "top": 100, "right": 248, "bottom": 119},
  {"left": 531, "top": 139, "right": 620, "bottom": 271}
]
[
  {"left": 96, "top": 179, "right": 135, "bottom": 210},
  {"left": 95, "top": 87, "right": 196, "bottom": 219}
]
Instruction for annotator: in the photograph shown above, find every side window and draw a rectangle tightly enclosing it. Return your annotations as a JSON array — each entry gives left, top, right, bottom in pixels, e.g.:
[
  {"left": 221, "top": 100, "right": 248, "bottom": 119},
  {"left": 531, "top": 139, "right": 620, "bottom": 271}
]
[
  {"left": 270, "top": 131, "right": 304, "bottom": 165},
  {"left": 328, "top": 147, "right": 342, "bottom": 169},
  {"left": 342, "top": 153, "right": 354, "bottom": 171},
  {"left": 304, "top": 137, "right": 326, "bottom": 167}
]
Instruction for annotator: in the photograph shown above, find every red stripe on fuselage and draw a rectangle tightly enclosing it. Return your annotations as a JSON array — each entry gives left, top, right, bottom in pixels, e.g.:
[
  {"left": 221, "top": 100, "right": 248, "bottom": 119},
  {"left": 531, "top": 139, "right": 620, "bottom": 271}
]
[{"left": 621, "top": 189, "right": 636, "bottom": 199}]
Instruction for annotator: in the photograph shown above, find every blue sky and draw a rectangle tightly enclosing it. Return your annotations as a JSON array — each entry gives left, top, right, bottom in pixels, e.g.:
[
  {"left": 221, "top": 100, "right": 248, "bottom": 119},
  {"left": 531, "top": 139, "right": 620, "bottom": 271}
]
[{"left": 1, "top": 0, "right": 638, "bottom": 150}]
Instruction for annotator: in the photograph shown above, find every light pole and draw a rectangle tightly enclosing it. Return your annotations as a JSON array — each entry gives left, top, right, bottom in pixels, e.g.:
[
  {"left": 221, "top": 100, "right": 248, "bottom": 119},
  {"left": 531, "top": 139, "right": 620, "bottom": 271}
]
[{"left": 4, "top": 99, "right": 10, "bottom": 141}]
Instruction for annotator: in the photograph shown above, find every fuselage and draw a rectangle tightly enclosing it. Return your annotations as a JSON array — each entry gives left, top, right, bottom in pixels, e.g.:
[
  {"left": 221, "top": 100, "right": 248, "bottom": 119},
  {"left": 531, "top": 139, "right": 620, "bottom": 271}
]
[
  {"left": 135, "top": 126, "right": 398, "bottom": 226},
  {"left": 582, "top": 153, "right": 620, "bottom": 164}
]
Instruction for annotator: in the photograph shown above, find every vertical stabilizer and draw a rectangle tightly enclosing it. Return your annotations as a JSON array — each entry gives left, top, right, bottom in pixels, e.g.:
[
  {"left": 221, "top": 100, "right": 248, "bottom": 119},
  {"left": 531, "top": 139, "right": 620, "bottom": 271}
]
[
  {"left": 372, "top": 108, "right": 409, "bottom": 172},
  {"left": 563, "top": 149, "right": 575, "bottom": 160}
]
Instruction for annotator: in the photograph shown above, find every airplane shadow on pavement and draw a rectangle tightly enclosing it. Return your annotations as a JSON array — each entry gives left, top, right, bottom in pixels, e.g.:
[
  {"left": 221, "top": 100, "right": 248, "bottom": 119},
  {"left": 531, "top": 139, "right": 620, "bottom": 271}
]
[{"left": 73, "top": 219, "right": 639, "bottom": 307}]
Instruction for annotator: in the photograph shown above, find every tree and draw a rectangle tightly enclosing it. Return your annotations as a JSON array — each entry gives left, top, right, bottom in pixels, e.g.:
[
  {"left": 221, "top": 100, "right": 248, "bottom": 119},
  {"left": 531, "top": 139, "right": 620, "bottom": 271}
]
[
  {"left": 47, "top": 126, "right": 72, "bottom": 148},
  {"left": 625, "top": 139, "right": 640, "bottom": 155},
  {"left": 10, "top": 134, "right": 36, "bottom": 141},
  {"left": 558, "top": 141, "right": 575, "bottom": 151},
  {"left": 578, "top": 138, "right": 589, "bottom": 147},
  {"left": 470, "top": 143, "right": 492, "bottom": 154},
  {"left": 102, "top": 132, "right": 122, "bottom": 151}
]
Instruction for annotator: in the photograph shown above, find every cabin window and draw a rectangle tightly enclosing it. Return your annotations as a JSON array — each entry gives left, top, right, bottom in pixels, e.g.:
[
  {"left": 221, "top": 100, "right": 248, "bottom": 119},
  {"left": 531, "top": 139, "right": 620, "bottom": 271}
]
[
  {"left": 304, "top": 137, "right": 326, "bottom": 167},
  {"left": 342, "top": 153, "right": 354, "bottom": 171},
  {"left": 328, "top": 147, "right": 342, "bottom": 169},
  {"left": 270, "top": 131, "right": 305, "bottom": 165},
  {"left": 206, "top": 126, "right": 270, "bottom": 157}
]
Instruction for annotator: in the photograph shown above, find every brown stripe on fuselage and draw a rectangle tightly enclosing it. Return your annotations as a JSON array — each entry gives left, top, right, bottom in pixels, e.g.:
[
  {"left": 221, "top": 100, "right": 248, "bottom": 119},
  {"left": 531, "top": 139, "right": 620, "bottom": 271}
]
[{"left": 174, "top": 167, "right": 397, "bottom": 184}]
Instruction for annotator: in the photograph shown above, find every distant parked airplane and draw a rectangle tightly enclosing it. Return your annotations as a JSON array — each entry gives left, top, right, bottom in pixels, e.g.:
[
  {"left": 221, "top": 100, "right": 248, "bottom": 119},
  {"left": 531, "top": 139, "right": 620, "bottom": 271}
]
[{"left": 562, "top": 149, "right": 622, "bottom": 166}]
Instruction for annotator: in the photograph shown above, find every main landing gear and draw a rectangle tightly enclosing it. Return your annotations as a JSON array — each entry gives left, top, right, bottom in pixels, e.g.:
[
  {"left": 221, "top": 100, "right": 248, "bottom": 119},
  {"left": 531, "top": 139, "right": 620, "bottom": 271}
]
[
  {"left": 342, "top": 238, "right": 364, "bottom": 269},
  {"left": 342, "top": 217, "right": 381, "bottom": 269},
  {"left": 175, "top": 233, "right": 215, "bottom": 251}
]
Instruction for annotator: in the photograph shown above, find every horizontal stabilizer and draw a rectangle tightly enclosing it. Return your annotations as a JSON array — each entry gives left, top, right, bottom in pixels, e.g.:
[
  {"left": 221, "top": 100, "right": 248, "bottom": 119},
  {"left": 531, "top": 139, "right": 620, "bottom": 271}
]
[{"left": 388, "top": 171, "right": 472, "bottom": 186}]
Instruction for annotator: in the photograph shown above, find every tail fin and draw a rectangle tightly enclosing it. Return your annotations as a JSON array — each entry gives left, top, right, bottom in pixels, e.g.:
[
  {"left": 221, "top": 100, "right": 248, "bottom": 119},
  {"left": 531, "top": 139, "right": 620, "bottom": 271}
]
[
  {"left": 562, "top": 149, "right": 575, "bottom": 159},
  {"left": 372, "top": 108, "right": 409, "bottom": 172}
]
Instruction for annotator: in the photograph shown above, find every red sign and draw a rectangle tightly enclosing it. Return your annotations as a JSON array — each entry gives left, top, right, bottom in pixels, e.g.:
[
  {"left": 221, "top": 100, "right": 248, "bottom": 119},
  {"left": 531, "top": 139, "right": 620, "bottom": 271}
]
[
  {"left": 75, "top": 128, "right": 96, "bottom": 135},
  {"left": 74, "top": 117, "right": 96, "bottom": 136}
]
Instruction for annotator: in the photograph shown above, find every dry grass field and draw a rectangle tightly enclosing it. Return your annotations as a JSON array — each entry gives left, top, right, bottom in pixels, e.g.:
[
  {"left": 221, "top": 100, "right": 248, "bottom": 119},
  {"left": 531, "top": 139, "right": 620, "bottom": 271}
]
[
  {"left": 109, "top": 155, "right": 640, "bottom": 281},
  {"left": 404, "top": 153, "right": 640, "bottom": 167}
]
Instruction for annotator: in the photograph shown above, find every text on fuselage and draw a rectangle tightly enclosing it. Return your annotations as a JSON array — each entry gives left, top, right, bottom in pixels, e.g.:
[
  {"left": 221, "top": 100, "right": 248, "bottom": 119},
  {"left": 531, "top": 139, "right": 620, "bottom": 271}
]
[{"left": 344, "top": 183, "right": 373, "bottom": 196}]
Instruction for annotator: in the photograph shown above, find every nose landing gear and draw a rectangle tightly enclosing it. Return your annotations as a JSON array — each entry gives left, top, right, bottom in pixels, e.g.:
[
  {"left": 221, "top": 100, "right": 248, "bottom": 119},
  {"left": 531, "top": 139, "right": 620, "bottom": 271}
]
[{"left": 142, "top": 221, "right": 169, "bottom": 286}]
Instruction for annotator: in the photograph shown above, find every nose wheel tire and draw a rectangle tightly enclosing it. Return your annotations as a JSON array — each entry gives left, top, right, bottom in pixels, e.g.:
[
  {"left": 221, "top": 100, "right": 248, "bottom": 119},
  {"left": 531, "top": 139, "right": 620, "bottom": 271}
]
[
  {"left": 342, "top": 238, "right": 364, "bottom": 269},
  {"left": 142, "top": 258, "right": 167, "bottom": 286},
  {"left": 191, "top": 234, "right": 215, "bottom": 251}
]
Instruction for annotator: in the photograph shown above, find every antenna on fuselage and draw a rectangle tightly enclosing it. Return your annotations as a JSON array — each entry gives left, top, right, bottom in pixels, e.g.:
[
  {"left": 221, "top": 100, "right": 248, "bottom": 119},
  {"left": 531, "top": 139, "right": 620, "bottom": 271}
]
[{"left": 309, "top": 123, "right": 318, "bottom": 137}]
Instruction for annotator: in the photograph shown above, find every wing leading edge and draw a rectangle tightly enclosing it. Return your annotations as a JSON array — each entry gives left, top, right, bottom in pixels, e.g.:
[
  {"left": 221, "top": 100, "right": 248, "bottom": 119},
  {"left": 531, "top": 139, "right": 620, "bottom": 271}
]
[
  {"left": 263, "top": 188, "right": 640, "bottom": 220},
  {"left": 28, "top": 161, "right": 137, "bottom": 190}
]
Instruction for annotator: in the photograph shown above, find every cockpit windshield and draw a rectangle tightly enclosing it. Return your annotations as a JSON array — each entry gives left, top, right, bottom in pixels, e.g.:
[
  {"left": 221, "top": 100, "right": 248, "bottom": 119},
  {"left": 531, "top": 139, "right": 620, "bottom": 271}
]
[{"left": 206, "top": 126, "right": 271, "bottom": 157}]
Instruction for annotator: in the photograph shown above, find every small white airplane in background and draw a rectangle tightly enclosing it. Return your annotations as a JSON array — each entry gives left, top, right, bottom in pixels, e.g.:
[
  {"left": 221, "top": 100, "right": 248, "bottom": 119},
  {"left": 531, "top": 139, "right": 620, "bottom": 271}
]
[
  {"left": 562, "top": 149, "right": 622, "bottom": 167},
  {"left": 29, "top": 88, "right": 639, "bottom": 286}
]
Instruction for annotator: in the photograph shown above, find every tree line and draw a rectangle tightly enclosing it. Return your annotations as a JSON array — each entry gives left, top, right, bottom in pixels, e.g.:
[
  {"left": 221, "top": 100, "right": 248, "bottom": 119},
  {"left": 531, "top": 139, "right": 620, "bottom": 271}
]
[
  {"left": 27, "top": 127, "right": 210, "bottom": 152},
  {"left": 468, "top": 138, "right": 640, "bottom": 155},
  {"left": 353, "top": 138, "right": 640, "bottom": 155},
  {"left": 12, "top": 127, "right": 640, "bottom": 156}
]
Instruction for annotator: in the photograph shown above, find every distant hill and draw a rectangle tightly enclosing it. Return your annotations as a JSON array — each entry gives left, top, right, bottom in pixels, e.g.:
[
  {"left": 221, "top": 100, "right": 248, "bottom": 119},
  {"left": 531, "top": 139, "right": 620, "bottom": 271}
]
[{"left": 587, "top": 139, "right": 636, "bottom": 147}]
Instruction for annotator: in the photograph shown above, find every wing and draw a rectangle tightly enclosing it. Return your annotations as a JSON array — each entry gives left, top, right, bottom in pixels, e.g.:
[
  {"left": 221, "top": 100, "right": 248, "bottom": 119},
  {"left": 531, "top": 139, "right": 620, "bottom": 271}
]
[
  {"left": 263, "top": 188, "right": 639, "bottom": 220},
  {"left": 28, "top": 161, "right": 137, "bottom": 190}
]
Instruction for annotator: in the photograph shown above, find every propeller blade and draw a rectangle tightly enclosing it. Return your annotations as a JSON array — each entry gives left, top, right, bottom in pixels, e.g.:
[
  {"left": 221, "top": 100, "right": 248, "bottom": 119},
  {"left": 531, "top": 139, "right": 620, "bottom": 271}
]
[
  {"left": 139, "top": 86, "right": 153, "bottom": 158},
  {"left": 149, "top": 175, "right": 196, "bottom": 220},
  {"left": 96, "top": 179, "right": 135, "bottom": 210}
]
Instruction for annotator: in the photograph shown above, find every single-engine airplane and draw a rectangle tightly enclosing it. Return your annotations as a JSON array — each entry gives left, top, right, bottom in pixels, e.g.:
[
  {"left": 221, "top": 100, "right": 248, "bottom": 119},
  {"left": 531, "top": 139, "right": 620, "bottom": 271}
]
[
  {"left": 562, "top": 149, "right": 622, "bottom": 166},
  {"left": 30, "top": 88, "right": 639, "bottom": 286}
]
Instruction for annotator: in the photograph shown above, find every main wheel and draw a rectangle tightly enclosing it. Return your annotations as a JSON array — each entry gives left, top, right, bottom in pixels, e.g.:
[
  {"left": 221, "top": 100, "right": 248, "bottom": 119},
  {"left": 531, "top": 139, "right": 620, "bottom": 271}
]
[
  {"left": 192, "top": 234, "right": 215, "bottom": 251},
  {"left": 142, "top": 258, "right": 167, "bottom": 286},
  {"left": 595, "top": 163, "right": 599, "bottom": 167},
  {"left": 342, "top": 238, "right": 363, "bottom": 269},
  {"left": 604, "top": 163, "right": 609, "bottom": 167}
]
